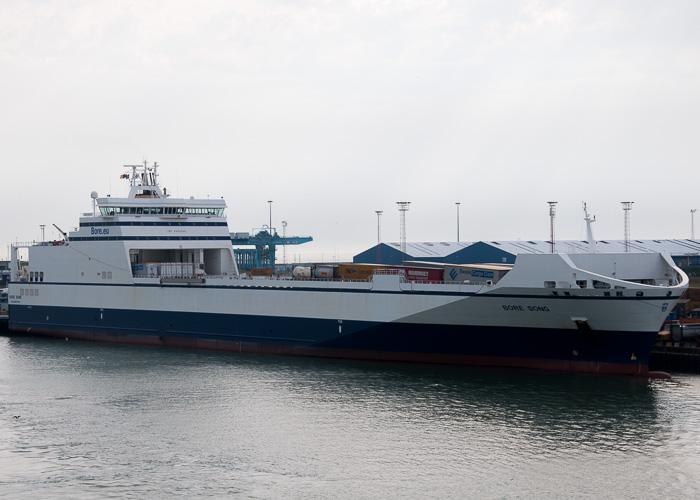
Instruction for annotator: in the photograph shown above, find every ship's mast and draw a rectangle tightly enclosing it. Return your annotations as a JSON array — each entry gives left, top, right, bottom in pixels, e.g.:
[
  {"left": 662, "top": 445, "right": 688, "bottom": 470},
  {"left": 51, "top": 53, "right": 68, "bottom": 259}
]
[
  {"left": 152, "top": 162, "right": 159, "bottom": 187},
  {"left": 122, "top": 161, "right": 164, "bottom": 198},
  {"left": 123, "top": 161, "right": 159, "bottom": 188},
  {"left": 124, "top": 163, "right": 140, "bottom": 187}
]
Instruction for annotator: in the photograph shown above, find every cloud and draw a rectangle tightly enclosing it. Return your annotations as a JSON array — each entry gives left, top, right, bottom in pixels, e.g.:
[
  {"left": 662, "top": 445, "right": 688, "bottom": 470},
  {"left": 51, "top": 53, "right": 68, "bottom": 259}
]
[{"left": 2, "top": 1, "right": 700, "bottom": 259}]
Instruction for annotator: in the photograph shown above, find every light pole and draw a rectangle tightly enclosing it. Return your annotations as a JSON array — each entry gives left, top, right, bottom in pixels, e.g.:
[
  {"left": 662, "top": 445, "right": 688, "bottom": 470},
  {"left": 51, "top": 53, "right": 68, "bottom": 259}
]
[
  {"left": 692, "top": 209, "right": 697, "bottom": 239},
  {"left": 282, "top": 220, "right": 287, "bottom": 264},
  {"left": 456, "top": 202, "right": 461, "bottom": 242},
  {"left": 547, "top": 202, "right": 557, "bottom": 253},
  {"left": 267, "top": 200, "right": 273, "bottom": 234},
  {"left": 621, "top": 202, "right": 634, "bottom": 252},
  {"left": 376, "top": 211, "right": 383, "bottom": 264},
  {"left": 397, "top": 202, "right": 410, "bottom": 259}
]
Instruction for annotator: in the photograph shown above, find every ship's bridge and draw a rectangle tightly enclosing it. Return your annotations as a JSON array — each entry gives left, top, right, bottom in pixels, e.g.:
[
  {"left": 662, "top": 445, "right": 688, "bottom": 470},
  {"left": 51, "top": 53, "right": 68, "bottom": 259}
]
[{"left": 94, "top": 160, "right": 226, "bottom": 217}]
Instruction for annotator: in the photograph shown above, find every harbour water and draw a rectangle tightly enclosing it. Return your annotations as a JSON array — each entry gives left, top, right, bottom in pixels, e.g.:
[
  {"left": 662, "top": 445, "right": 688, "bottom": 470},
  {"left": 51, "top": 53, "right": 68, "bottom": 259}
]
[{"left": 1, "top": 335, "right": 699, "bottom": 499}]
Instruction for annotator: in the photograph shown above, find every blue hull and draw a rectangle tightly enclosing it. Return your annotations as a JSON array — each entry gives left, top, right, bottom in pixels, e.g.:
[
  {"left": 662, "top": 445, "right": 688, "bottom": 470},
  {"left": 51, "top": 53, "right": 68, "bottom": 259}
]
[{"left": 9, "top": 304, "right": 658, "bottom": 375}]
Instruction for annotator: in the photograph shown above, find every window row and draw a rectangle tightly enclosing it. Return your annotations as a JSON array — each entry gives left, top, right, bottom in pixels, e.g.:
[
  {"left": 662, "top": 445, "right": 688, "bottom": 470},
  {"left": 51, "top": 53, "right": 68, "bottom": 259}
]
[{"left": 99, "top": 207, "right": 224, "bottom": 216}]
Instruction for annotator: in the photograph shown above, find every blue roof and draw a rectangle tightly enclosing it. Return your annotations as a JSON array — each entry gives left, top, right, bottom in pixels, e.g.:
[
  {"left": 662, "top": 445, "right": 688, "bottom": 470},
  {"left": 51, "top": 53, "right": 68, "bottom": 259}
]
[
  {"left": 354, "top": 239, "right": 700, "bottom": 265},
  {"left": 383, "top": 241, "right": 474, "bottom": 259}
]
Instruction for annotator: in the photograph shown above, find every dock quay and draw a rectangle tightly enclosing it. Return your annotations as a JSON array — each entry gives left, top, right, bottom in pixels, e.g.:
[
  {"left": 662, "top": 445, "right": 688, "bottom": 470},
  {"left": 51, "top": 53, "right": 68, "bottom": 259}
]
[
  {"left": 650, "top": 321, "right": 700, "bottom": 373},
  {"left": 651, "top": 341, "right": 700, "bottom": 373}
]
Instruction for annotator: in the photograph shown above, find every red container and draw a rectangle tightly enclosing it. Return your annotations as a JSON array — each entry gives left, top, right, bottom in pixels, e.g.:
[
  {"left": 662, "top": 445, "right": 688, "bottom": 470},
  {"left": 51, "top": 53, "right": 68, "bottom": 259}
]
[{"left": 390, "top": 266, "right": 444, "bottom": 283}]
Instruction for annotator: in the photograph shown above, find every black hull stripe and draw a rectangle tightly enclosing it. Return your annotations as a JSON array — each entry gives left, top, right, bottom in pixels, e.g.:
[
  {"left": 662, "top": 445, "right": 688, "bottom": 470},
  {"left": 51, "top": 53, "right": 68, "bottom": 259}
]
[
  {"left": 69, "top": 236, "right": 231, "bottom": 242},
  {"left": 11, "top": 281, "right": 684, "bottom": 300}
]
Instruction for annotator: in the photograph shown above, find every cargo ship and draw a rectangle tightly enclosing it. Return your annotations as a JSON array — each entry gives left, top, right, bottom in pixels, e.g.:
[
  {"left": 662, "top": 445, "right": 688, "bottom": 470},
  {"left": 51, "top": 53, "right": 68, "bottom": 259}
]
[{"left": 7, "top": 163, "right": 689, "bottom": 375}]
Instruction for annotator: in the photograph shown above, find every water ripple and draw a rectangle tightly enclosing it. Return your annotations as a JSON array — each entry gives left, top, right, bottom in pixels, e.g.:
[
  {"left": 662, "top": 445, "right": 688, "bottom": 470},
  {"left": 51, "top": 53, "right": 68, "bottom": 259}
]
[{"left": 1, "top": 335, "right": 699, "bottom": 498}]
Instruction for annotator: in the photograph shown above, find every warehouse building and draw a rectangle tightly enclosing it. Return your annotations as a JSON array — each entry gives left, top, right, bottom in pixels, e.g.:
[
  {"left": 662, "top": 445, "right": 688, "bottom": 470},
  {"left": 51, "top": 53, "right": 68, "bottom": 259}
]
[{"left": 354, "top": 239, "right": 700, "bottom": 268}]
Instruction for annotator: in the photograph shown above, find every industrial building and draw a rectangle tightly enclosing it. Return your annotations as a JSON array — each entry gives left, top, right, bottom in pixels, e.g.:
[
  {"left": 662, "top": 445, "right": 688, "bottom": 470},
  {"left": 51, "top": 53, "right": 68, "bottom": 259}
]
[{"left": 354, "top": 239, "right": 700, "bottom": 269}]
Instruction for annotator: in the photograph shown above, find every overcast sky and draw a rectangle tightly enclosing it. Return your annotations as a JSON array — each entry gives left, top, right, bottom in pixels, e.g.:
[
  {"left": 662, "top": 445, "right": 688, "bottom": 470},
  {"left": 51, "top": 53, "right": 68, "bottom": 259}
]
[{"left": 2, "top": 0, "right": 699, "bottom": 262}]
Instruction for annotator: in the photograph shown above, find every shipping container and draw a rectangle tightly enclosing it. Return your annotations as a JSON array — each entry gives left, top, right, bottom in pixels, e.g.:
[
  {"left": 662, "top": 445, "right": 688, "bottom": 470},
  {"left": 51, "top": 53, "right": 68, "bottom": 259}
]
[
  {"left": 160, "top": 262, "right": 195, "bottom": 278},
  {"left": 159, "top": 263, "right": 170, "bottom": 277},
  {"left": 314, "top": 266, "right": 335, "bottom": 279},
  {"left": 292, "top": 266, "right": 312, "bottom": 279},
  {"left": 390, "top": 266, "right": 444, "bottom": 283},
  {"left": 146, "top": 263, "right": 159, "bottom": 277},
  {"left": 443, "top": 264, "right": 511, "bottom": 284},
  {"left": 336, "top": 263, "right": 387, "bottom": 281},
  {"left": 182, "top": 263, "right": 193, "bottom": 277},
  {"left": 337, "top": 263, "right": 443, "bottom": 282},
  {"left": 251, "top": 267, "right": 273, "bottom": 277}
]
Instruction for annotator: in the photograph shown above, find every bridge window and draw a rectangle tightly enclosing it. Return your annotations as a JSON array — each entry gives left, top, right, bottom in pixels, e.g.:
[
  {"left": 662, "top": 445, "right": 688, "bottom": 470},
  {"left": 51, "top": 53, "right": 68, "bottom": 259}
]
[
  {"left": 182, "top": 207, "right": 224, "bottom": 216},
  {"left": 99, "top": 205, "right": 223, "bottom": 216}
]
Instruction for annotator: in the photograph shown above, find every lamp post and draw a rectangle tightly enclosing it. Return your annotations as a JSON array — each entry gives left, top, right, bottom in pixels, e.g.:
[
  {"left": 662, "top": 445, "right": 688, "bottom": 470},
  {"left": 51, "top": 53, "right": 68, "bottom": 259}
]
[
  {"left": 396, "top": 202, "right": 410, "bottom": 259},
  {"left": 282, "top": 220, "right": 287, "bottom": 264},
  {"left": 547, "top": 202, "right": 557, "bottom": 253},
  {"left": 621, "top": 202, "right": 634, "bottom": 252},
  {"left": 267, "top": 200, "right": 273, "bottom": 234},
  {"left": 376, "top": 211, "right": 383, "bottom": 264},
  {"left": 456, "top": 202, "right": 461, "bottom": 242},
  {"left": 692, "top": 209, "right": 697, "bottom": 239}
]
